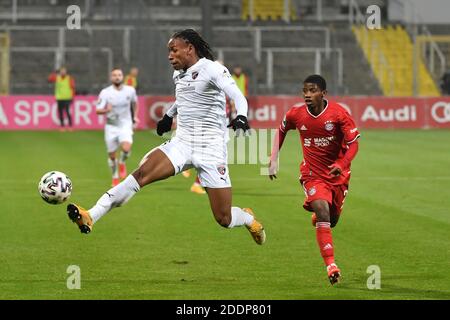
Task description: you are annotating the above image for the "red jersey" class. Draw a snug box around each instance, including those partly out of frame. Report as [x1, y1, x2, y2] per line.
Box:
[280, 100, 360, 185]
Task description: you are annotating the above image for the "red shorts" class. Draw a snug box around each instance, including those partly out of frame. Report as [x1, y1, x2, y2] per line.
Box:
[300, 179, 349, 217]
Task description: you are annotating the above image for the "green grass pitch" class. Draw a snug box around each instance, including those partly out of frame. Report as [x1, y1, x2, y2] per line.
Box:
[0, 129, 449, 300]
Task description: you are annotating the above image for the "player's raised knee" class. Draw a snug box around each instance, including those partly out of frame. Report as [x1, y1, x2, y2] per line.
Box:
[311, 201, 330, 222]
[214, 213, 231, 228]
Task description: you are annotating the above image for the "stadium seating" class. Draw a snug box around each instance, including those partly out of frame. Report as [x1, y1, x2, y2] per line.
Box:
[0, 1, 382, 96]
[212, 23, 381, 95]
[353, 24, 440, 96]
[241, 0, 297, 21]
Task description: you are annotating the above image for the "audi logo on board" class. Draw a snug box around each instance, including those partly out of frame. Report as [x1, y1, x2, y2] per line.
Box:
[431, 101, 450, 123]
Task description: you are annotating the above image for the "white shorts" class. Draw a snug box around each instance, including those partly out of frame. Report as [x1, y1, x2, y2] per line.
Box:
[104, 125, 133, 153]
[157, 137, 231, 189]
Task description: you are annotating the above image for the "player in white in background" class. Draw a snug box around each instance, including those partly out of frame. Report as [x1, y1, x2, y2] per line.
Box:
[66, 29, 265, 245]
[96, 68, 139, 187]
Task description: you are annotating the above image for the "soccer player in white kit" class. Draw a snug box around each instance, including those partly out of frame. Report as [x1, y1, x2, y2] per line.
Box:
[66, 29, 265, 246]
[96, 68, 138, 187]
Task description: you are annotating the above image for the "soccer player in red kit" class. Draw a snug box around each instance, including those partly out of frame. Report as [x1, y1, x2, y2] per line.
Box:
[268, 75, 360, 285]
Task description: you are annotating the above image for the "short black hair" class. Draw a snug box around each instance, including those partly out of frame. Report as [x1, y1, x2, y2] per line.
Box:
[172, 29, 215, 61]
[304, 74, 326, 91]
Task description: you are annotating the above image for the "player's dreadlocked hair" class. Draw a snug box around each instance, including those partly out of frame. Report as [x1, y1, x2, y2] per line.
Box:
[304, 74, 327, 91]
[172, 29, 215, 61]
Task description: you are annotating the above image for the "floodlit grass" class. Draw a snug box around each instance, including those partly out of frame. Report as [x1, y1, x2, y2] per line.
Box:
[0, 129, 449, 299]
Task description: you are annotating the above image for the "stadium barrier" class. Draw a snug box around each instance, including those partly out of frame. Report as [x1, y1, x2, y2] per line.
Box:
[0, 95, 449, 130]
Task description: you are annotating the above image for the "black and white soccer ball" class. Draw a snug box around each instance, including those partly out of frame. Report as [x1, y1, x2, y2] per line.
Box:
[38, 171, 72, 205]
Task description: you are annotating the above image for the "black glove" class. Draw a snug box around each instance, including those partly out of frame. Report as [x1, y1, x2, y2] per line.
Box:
[156, 114, 173, 136]
[227, 115, 250, 136]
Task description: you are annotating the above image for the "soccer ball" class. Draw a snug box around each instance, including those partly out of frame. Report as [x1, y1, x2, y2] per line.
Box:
[38, 171, 72, 205]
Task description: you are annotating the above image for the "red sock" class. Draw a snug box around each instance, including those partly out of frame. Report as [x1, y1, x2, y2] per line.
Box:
[195, 176, 201, 184]
[315, 222, 335, 266]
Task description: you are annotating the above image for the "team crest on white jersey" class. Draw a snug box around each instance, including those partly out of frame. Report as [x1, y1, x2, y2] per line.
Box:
[217, 165, 226, 175]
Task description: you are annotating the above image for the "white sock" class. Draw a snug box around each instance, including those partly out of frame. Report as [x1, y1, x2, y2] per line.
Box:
[227, 207, 254, 228]
[89, 175, 140, 223]
[108, 158, 119, 179]
[119, 151, 130, 163]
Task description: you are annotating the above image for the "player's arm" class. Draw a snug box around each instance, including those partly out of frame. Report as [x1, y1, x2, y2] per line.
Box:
[269, 109, 296, 180]
[130, 88, 139, 125]
[224, 83, 250, 136]
[224, 83, 248, 117]
[130, 100, 139, 125]
[213, 65, 250, 136]
[95, 91, 112, 114]
[156, 102, 177, 136]
[96, 103, 112, 114]
[157, 71, 180, 136]
[328, 140, 359, 177]
[165, 102, 178, 118]
[328, 110, 361, 177]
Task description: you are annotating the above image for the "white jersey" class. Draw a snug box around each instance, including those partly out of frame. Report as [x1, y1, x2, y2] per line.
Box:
[96, 85, 137, 129]
[172, 58, 236, 150]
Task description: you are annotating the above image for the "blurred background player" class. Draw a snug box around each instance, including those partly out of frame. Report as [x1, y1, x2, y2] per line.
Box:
[231, 65, 249, 97]
[124, 67, 140, 130]
[268, 75, 360, 285]
[190, 176, 205, 194]
[181, 167, 206, 194]
[96, 68, 139, 187]
[47, 67, 75, 132]
[124, 67, 139, 91]
[229, 65, 249, 121]
[67, 29, 265, 246]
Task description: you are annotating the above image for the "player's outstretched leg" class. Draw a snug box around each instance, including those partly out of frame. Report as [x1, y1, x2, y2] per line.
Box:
[67, 203, 93, 234]
[206, 188, 266, 245]
[311, 200, 341, 285]
[67, 148, 174, 234]
[119, 141, 132, 179]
